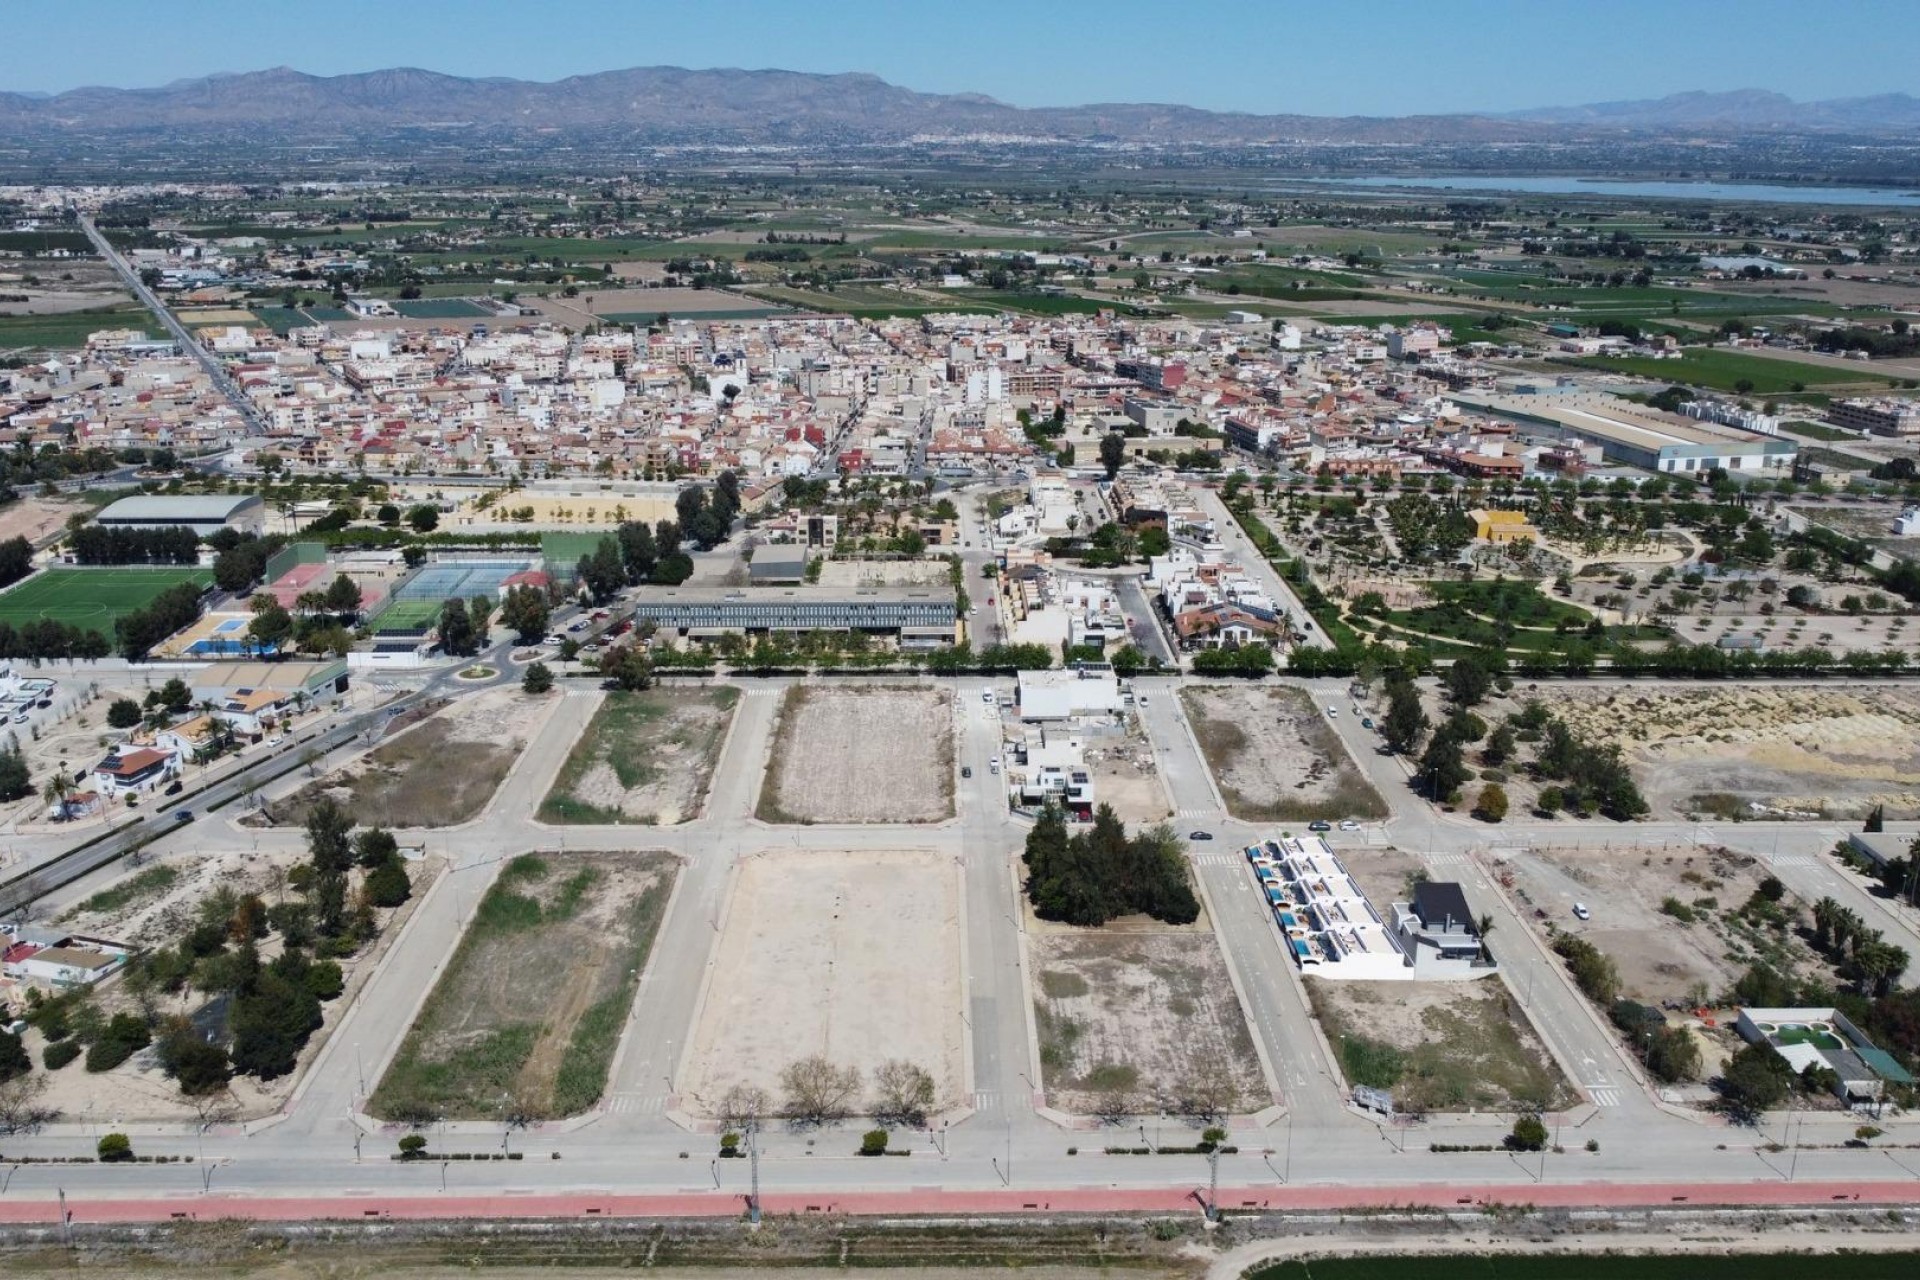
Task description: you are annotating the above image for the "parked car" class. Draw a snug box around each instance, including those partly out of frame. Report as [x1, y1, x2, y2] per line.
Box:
[164, 780, 183, 796]
[1307, 820, 1332, 832]
[982, 690, 995, 703]
[1338, 819, 1360, 831]
[1325, 706, 1338, 718]
[1572, 902, 1591, 921]
[1361, 717, 1374, 730]
[1189, 830, 1213, 841]
[961, 766, 973, 778]
[988, 756, 1000, 769]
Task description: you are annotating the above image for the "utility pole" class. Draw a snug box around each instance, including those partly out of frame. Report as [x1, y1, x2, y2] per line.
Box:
[747, 1117, 761, 1227]
[1205, 1147, 1220, 1223]
[58, 1188, 70, 1247]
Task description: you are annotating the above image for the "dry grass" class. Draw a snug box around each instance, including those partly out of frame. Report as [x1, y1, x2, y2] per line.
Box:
[756, 686, 954, 824]
[1182, 685, 1386, 823]
[539, 687, 739, 824]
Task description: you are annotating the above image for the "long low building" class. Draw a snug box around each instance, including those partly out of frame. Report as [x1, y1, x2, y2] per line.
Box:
[630, 585, 959, 647]
[1459, 392, 1798, 476]
[95, 493, 266, 537]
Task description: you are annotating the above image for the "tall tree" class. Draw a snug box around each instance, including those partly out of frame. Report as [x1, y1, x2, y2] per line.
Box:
[437, 597, 477, 656]
[305, 797, 356, 937]
[1099, 431, 1127, 480]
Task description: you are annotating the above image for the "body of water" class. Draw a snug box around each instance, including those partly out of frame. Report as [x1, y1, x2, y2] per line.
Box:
[1294, 175, 1920, 206]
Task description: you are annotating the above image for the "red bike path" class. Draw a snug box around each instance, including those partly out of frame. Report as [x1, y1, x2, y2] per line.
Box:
[0, 1180, 1914, 1224]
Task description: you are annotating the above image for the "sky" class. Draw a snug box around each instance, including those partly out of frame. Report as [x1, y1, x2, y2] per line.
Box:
[2, 0, 1915, 115]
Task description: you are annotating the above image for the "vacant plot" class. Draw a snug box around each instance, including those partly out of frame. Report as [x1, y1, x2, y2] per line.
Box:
[758, 686, 953, 823]
[372, 851, 676, 1121]
[1530, 683, 1920, 820]
[1569, 348, 1868, 394]
[1181, 685, 1386, 823]
[1032, 930, 1263, 1117]
[540, 687, 740, 824]
[1306, 977, 1573, 1115]
[683, 849, 964, 1117]
[1081, 726, 1171, 825]
[1498, 842, 1821, 1011]
[0, 566, 210, 636]
[262, 689, 544, 828]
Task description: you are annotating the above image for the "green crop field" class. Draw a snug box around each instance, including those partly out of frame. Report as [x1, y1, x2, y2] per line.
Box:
[1569, 348, 1871, 394]
[391, 297, 492, 319]
[0, 309, 150, 351]
[0, 567, 210, 636]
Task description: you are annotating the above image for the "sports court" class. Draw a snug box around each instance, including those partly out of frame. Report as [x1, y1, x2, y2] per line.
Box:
[0, 567, 211, 636]
[369, 556, 538, 635]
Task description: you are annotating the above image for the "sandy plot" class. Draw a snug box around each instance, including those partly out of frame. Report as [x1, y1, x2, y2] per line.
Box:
[1081, 725, 1171, 825]
[1181, 685, 1386, 823]
[0, 496, 92, 545]
[683, 849, 964, 1118]
[814, 559, 954, 589]
[1532, 684, 1920, 819]
[540, 687, 739, 824]
[261, 688, 550, 828]
[1497, 843, 1821, 1012]
[759, 686, 954, 824]
[1031, 931, 1262, 1117]
[1305, 977, 1573, 1114]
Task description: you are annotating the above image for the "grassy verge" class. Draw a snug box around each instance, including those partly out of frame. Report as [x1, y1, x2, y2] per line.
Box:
[370, 851, 678, 1121]
[65, 864, 178, 919]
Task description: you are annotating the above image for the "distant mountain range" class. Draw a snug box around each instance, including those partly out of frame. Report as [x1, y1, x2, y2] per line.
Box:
[0, 66, 1913, 143]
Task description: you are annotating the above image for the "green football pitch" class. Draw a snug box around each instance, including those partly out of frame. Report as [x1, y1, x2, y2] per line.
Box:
[0, 567, 212, 636]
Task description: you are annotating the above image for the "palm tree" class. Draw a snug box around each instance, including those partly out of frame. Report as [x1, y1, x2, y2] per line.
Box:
[41, 768, 70, 816]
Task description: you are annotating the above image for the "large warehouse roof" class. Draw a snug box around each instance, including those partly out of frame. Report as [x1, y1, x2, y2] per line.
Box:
[97, 494, 265, 523]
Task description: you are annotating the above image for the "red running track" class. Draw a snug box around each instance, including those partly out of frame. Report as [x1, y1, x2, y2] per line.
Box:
[0, 1180, 1915, 1224]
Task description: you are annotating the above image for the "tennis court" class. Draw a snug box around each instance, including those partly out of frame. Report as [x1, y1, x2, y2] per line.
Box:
[370, 557, 536, 634]
[0, 567, 211, 636]
[368, 598, 445, 635]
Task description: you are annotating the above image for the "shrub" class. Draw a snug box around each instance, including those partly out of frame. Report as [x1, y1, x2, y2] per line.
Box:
[84, 1013, 151, 1073]
[1659, 896, 1696, 923]
[364, 857, 412, 909]
[1472, 783, 1508, 823]
[1506, 1115, 1548, 1152]
[397, 1134, 428, 1160]
[43, 1040, 81, 1071]
[859, 1129, 889, 1157]
[97, 1132, 133, 1162]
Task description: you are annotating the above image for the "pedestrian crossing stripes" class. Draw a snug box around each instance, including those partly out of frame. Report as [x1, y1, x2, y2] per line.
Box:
[1587, 1088, 1621, 1108]
[1424, 853, 1471, 868]
[973, 1090, 1000, 1111]
[1176, 807, 1214, 819]
[565, 687, 597, 698]
[745, 686, 783, 698]
[607, 1093, 665, 1115]
[1769, 856, 1816, 868]
[1193, 853, 1239, 867]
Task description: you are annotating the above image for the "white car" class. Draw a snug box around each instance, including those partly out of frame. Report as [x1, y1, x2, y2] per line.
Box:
[1326, 706, 1338, 717]
[1338, 819, 1360, 831]
[1572, 903, 1591, 921]
[982, 690, 995, 703]
[988, 756, 1000, 769]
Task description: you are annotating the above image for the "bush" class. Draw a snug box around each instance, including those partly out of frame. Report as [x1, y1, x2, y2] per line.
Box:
[859, 1129, 889, 1156]
[1659, 896, 1696, 924]
[84, 1013, 151, 1073]
[106, 698, 142, 729]
[1506, 1114, 1548, 1152]
[43, 1039, 81, 1071]
[398, 1134, 428, 1160]
[305, 959, 345, 1002]
[1472, 783, 1508, 823]
[97, 1132, 133, 1162]
[364, 856, 411, 909]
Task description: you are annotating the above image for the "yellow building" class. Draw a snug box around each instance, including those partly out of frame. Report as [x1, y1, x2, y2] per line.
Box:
[1470, 508, 1540, 545]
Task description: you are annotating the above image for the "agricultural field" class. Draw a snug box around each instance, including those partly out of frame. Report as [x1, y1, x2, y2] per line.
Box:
[1031, 928, 1264, 1117]
[0, 566, 211, 636]
[682, 849, 964, 1118]
[738, 283, 952, 318]
[1524, 683, 1920, 820]
[370, 851, 677, 1121]
[389, 297, 492, 319]
[1181, 685, 1386, 823]
[539, 686, 739, 824]
[260, 689, 546, 828]
[1569, 348, 1871, 394]
[0, 307, 148, 351]
[1305, 976, 1573, 1115]
[758, 686, 954, 824]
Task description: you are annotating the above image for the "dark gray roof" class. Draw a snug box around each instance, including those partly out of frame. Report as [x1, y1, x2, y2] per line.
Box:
[1413, 880, 1475, 933]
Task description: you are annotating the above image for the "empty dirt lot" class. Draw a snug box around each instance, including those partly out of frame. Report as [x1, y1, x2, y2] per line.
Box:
[1531, 682, 1920, 820]
[758, 686, 954, 824]
[1306, 976, 1573, 1115]
[262, 689, 548, 828]
[682, 849, 965, 1118]
[1032, 929, 1264, 1117]
[1498, 843, 1822, 1011]
[371, 851, 677, 1121]
[1181, 685, 1386, 823]
[539, 687, 739, 824]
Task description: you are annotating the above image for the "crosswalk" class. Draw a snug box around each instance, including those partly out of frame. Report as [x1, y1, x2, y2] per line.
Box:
[1770, 855, 1816, 869]
[973, 1089, 1000, 1112]
[607, 1092, 665, 1116]
[1193, 853, 1240, 867]
[744, 686, 783, 699]
[564, 686, 598, 698]
[1587, 1087, 1622, 1108]
[1175, 806, 1214, 819]
[1424, 853, 1472, 869]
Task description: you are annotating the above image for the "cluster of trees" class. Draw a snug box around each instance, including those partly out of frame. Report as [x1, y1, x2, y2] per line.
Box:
[208, 530, 287, 594]
[0, 618, 114, 662]
[676, 471, 741, 551]
[1608, 642, 1908, 679]
[1811, 322, 1920, 361]
[1190, 645, 1274, 676]
[115, 581, 207, 660]
[436, 595, 496, 658]
[499, 585, 551, 644]
[1023, 804, 1199, 927]
[575, 520, 694, 605]
[1811, 897, 1910, 998]
[67, 525, 200, 566]
[1529, 710, 1648, 820]
[0, 537, 27, 591]
[1610, 998, 1702, 1083]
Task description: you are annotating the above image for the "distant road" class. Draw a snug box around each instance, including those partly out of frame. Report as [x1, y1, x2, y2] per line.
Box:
[75, 213, 269, 437]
